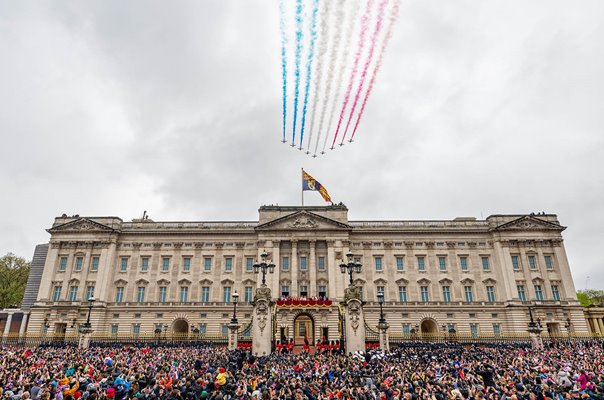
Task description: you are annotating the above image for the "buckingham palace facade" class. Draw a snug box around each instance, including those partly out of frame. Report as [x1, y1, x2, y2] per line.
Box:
[25, 204, 589, 341]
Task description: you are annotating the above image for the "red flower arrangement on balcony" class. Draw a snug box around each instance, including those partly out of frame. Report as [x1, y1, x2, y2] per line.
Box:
[276, 297, 332, 307]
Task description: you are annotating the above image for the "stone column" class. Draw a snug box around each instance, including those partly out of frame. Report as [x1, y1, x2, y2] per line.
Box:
[228, 322, 240, 351]
[3, 312, 13, 338]
[291, 241, 298, 296]
[378, 321, 390, 352]
[597, 318, 604, 335]
[271, 241, 281, 296]
[19, 312, 29, 336]
[342, 286, 365, 354]
[252, 286, 273, 356]
[309, 240, 317, 296]
[327, 241, 337, 300]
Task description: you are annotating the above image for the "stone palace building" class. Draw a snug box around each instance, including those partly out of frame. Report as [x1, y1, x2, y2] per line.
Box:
[20, 204, 590, 344]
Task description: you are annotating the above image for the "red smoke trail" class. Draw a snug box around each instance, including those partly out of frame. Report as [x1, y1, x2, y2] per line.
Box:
[350, 0, 400, 142]
[331, 0, 373, 150]
[330, 0, 374, 150]
[340, 0, 388, 144]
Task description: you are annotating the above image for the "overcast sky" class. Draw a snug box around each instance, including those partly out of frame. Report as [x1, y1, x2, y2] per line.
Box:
[1, 1, 602, 290]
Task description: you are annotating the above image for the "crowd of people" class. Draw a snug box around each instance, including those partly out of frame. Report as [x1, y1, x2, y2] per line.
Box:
[1, 341, 603, 400]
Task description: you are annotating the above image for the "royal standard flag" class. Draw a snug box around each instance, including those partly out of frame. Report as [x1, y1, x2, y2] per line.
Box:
[302, 170, 332, 203]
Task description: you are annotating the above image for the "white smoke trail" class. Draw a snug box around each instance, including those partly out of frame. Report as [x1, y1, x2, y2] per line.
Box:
[311, 0, 349, 155]
[320, 0, 360, 154]
[305, 0, 330, 154]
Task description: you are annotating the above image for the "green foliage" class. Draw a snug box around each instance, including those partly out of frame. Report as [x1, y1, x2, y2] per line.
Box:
[577, 289, 604, 307]
[0, 253, 30, 308]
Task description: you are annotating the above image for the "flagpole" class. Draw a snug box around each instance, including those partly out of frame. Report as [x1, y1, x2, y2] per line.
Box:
[301, 168, 304, 206]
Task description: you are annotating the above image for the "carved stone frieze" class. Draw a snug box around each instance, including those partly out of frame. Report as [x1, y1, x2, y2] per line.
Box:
[289, 215, 318, 229]
[348, 300, 361, 333]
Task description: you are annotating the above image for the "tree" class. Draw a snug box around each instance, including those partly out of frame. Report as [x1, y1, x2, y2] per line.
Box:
[577, 289, 604, 307]
[0, 253, 30, 308]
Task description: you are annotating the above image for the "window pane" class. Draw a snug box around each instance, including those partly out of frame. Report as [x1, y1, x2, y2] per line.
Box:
[300, 257, 307, 271]
[282, 257, 289, 271]
[511, 255, 520, 270]
[439, 257, 446, 271]
[396, 257, 404, 271]
[417, 257, 425, 271]
[201, 287, 210, 303]
[460, 256, 468, 271]
[545, 256, 553, 270]
[75, 257, 83, 271]
[141, 257, 149, 272]
[481, 257, 490, 271]
[91, 257, 99, 272]
[246, 258, 254, 272]
[204, 258, 212, 271]
[162, 257, 170, 272]
[318, 257, 325, 270]
[120, 258, 128, 272]
[225, 257, 232, 272]
[375, 257, 383, 271]
[529, 255, 537, 270]
[223, 287, 231, 302]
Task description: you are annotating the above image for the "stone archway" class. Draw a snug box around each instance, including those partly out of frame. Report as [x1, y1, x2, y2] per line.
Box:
[172, 319, 189, 336]
[420, 319, 438, 336]
[293, 313, 315, 346]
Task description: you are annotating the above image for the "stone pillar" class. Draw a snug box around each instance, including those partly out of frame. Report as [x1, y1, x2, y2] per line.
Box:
[326, 241, 337, 300]
[309, 240, 317, 296]
[291, 241, 298, 296]
[527, 325, 543, 350]
[252, 286, 273, 356]
[597, 318, 604, 335]
[228, 322, 240, 351]
[342, 286, 365, 354]
[378, 321, 390, 352]
[271, 241, 281, 296]
[78, 330, 93, 349]
[19, 312, 29, 336]
[3, 312, 13, 337]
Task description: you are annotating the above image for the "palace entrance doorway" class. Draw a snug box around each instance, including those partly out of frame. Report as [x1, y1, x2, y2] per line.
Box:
[420, 319, 438, 336]
[294, 314, 314, 346]
[172, 319, 189, 336]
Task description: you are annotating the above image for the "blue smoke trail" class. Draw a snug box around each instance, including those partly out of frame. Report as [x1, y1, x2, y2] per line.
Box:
[298, 0, 320, 150]
[279, 0, 288, 143]
[291, 0, 304, 146]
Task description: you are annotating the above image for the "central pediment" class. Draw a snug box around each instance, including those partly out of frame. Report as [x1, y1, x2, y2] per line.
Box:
[255, 210, 351, 231]
[492, 216, 565, 232]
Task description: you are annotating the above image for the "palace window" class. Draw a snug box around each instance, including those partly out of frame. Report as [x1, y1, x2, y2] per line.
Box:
[318, 256, 326, 271]
[91, 256, 100, 272]
[318, 285, 327, 299]
[59, 256, 68, 271]
[396, 256, 404, 271]
[300, 256, 308, 271]
[204, 257, 212, 271]
[528, 255, 537, 270]
[438, 256, 447, 271]
[141, 257, 149, 272]
[282, 256, 290, 271]
[111, 324, 118, 336]
[420, 286, 429, 302]
[223, 287, 231, 302]
[398, 286, 407, 303]
[417, 256, 425, 271]
[300, 286, 308, 298]
[442, 286, 451, 303]
[244, 286, 253, 303]
[511, 255, 520, 270]
[486, 286, 496, 303]
[552, 285, 561, 301]
[544, 255, 554, 270]
[115, 287, 124, 303]
[162, 257, 170, 272]
[481, 256, 490, 271]
[375, 256, 383, 271]
[120, 257, 128, 272]
[246, 257, 254, 272]
[53, 286, 62, 301]
[199, 323, 207, 335]
[68, 286, 78, 302]
[158, 286, 167, 303]
[132, 324, 141, 336]
[183, 257, 191, 272]
[86, 286, 95, 300]
[402, 323, 411, 336]
[75, 257, 83, 272]
[459, 256, 468, 271]
[201, 287, 210, 303]
[464, 286, 474, 303]
[534, 285, 544, 301]
[224, 257, 232, 272]
[493, 323, 501, 337]
[136, 287, 146, 303]
[180, 287, 188, 303]
[281, 285, 290, 298]
[517, 285, 527, 302]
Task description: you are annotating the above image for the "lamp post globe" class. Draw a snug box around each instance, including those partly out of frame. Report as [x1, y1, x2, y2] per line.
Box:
[231, 292, 239, 324]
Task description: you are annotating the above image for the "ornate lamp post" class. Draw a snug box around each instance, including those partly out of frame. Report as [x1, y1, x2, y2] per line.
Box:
[376, 291, 389, 351]
[339, 251, 362, 287]
[253, 251, 275, 287]
[228, 292, 240, 350]
[231, 292, 239, 324]
[78, 296, 95, 349]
